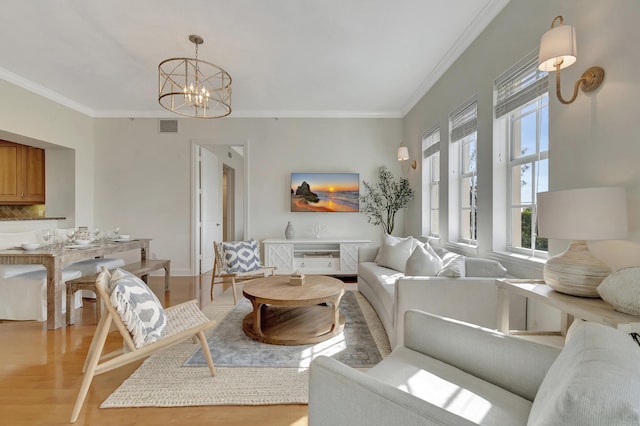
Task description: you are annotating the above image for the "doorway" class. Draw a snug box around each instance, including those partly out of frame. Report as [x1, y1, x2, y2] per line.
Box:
[192, 141, 248, 275]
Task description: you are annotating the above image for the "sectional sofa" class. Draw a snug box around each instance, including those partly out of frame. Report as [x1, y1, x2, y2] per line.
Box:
[357, 235, 525, 347]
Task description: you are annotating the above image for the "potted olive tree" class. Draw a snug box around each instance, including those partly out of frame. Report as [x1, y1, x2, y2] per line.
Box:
[359, 166, 414, 235]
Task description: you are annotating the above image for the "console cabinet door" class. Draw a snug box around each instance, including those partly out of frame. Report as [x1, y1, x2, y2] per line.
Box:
[340, 243, 361, 273]
[265, 243, 294, 273]
[0, 141, 45, 204]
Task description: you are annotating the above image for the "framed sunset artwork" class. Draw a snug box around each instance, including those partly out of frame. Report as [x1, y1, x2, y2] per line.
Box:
[291, 173, 359, 212]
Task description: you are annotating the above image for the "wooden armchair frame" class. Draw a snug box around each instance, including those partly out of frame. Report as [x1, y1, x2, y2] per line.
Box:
[210, 241, 276, 303]
[70, 268, 217, 423]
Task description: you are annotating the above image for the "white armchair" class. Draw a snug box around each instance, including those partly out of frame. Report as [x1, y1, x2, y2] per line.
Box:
[309, 310, 640, 425]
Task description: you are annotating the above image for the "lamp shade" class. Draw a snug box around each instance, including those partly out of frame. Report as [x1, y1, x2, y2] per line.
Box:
[397, 146, 409, 161]
[537, 187, 628, 241]
[538, 23, 577, 72]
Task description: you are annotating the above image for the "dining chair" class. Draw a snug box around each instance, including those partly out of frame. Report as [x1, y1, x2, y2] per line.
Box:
[210, 240, 276, 304]
[70, 267, 217, 423]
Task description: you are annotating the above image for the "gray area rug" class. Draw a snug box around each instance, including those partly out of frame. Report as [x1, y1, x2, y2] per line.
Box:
[184, 291, 382, 368]
[101, 288, 390, 408]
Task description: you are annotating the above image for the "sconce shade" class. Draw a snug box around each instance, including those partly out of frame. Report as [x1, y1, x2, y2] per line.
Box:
[537, 187, 628, 241]
[538, 23, 577, 72]
[397, 146, 409, 161]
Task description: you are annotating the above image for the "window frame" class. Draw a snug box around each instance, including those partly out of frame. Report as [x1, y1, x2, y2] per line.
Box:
[422, 126, 440, 238]
[449, 97, 478, 246]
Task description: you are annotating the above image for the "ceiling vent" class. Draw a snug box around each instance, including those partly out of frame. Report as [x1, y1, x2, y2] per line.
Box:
[159, 119, 179, 133]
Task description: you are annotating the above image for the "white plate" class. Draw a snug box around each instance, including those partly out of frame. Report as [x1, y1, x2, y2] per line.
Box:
[64, 244, 91, 248]
[114, 238, 131, 242]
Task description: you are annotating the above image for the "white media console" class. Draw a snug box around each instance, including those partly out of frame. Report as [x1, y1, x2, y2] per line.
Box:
[263, 238, 371, 276]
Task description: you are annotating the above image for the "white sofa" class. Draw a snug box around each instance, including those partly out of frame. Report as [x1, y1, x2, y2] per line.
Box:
[309, 310, 640, 426]
[358, 242, 525, 348]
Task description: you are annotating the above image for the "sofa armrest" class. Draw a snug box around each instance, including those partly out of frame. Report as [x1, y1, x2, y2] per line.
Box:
[403, 310, 560, 402]
[309, 355, 477, 426]
[394, 276, 504, 347]
[358, 245, 379, 263]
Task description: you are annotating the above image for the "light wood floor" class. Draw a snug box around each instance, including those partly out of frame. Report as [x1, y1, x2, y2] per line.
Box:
[0, 274, 309, 426]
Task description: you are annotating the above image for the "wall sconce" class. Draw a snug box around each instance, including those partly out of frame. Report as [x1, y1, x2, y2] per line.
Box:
[397, 142, 416, 171]
[538, 16, 604, 104]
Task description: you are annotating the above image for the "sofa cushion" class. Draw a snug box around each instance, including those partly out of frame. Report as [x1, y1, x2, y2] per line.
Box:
[437, 251, 466, 277]
[376, 235, 414, 273]
[529, 321, 640, 425]
[465, 257, 507, 278]
[367, 346, 532, 425]
[405, 244, 441, 276]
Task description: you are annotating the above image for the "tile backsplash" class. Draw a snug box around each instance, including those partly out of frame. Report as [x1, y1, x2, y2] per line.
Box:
[0, 205, 45, 218]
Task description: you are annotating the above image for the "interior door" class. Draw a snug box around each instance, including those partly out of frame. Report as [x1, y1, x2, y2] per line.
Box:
[200, 147, 222, 273]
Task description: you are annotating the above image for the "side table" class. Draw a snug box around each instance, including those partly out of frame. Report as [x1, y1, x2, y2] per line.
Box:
[496, 279, 640, 340]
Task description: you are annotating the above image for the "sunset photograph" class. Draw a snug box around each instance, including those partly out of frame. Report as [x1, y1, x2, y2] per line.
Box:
[291, 173, 359, 212]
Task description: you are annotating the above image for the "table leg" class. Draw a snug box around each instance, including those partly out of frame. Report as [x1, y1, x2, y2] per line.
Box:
[45, 257, 65, 330]
[329, 293, 344, 333]
[139, 240, 149, 283]
[250, 299, 264, 337]
[497, 286, 510, 333]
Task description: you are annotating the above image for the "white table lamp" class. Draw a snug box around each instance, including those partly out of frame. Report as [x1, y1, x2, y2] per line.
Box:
[537, 187, 628, 297]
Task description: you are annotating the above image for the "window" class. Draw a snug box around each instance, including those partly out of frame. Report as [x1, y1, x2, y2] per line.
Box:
[495, 51, 549, 255]
[449, 98, 478, 245]
[422, 126, 440, 237]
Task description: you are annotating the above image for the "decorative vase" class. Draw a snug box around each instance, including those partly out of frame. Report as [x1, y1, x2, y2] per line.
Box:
[285, 221, 294, 240]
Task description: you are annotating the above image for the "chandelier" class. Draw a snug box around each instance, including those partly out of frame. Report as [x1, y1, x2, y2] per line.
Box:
[158, 35, 232, 118]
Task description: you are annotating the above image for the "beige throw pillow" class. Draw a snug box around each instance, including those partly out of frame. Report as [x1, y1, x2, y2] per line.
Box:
[528, 321, 640, 425]
[376, 235, 414, 273]
[597, 267, 640, 315]
[437, 252, 466, 277]
[405, 244, 442, 276]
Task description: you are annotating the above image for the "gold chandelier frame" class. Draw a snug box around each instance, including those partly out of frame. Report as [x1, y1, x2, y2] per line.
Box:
[158, 35, 232, 118]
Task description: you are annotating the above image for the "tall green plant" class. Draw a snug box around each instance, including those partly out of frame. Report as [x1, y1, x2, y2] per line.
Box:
[359, 166, 414, 234]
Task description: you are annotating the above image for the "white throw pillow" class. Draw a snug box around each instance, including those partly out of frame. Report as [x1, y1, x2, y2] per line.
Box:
[374, 234, 412, 263]
[528, 321, 640, 425]
[437, 252, 466, 278]
[109, 268, 167, 349]
[376, 236, 414, 273]
[597, 267, 640, 315]
[404, 244, 442, 276]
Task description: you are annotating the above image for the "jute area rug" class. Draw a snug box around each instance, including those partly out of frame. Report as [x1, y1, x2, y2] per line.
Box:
[101, 284, 390, 408]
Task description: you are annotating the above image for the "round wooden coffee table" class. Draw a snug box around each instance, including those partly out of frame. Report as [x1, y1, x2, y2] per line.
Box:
[242, 275, 345, 345]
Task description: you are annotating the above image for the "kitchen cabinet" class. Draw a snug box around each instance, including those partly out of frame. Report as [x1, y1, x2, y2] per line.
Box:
[0, 140, 45, 204]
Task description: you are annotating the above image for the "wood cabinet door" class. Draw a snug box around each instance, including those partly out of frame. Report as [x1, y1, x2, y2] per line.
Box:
[0, 141, 25, 202]
[23, 146, 45, 203]
[0, 140, 45, 204]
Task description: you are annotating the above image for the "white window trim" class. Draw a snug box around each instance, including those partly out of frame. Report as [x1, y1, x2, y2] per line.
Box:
[449, 97, 478, 246]
[422, 125, 440, 237]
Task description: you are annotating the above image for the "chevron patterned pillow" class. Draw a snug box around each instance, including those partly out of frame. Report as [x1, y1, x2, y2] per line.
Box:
[222, 240, 261, 273]
[109, 268, 167, 348]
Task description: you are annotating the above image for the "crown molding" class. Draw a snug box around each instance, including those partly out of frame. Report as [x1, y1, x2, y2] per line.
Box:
[400, 0, 510, 117]
[95, 109, 403, 119]
[0, 67, 96, 117]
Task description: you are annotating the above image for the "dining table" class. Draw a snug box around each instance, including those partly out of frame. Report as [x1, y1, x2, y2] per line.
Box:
[0, 238, 150, 329]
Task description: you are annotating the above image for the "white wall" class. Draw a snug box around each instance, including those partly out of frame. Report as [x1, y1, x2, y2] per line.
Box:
[93, 117, 402, 275]
[0, 80, 95, 226]
[402, 0, 640, 330]
[402, 0, 640, 270]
